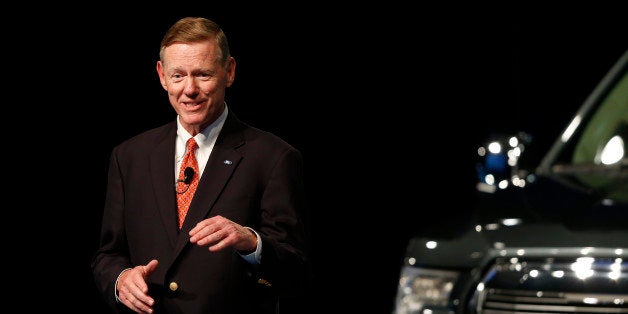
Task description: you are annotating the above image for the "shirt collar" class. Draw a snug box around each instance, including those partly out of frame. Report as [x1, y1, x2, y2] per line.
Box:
[176, 104, 228, 149]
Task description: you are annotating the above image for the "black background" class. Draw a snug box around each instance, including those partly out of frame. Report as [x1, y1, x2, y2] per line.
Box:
[23, 5, 627, 313]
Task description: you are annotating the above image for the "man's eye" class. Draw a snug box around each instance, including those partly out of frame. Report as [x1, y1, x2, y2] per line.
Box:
[171, 74, 184, 82]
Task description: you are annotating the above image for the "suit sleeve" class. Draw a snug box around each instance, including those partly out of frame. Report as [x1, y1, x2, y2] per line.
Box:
[91, 147, 133, 311]
[256, 146, 312, 297]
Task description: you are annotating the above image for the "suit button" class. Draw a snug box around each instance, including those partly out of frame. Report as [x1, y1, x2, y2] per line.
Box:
[169, 282, 178, 292]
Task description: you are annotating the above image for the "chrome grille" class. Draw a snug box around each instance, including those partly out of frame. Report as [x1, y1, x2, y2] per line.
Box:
[481, 289, 628, 313]
[474, 256, 628, 314]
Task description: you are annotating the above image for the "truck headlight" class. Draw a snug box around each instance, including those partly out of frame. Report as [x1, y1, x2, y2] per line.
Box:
[394, 266, 460, 314]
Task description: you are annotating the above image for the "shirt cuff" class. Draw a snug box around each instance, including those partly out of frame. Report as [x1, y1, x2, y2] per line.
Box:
[239, 227, 262, 264]
[114, 268, 132, 303]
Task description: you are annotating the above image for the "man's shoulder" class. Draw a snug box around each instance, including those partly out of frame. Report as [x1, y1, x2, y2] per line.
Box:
[114, 121, 176, 152]
[241, 124, 298, 153]
[224, 113, 297, 153]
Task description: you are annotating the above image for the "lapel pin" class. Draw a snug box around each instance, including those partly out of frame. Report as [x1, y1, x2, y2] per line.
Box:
[223, 160, 233, 165]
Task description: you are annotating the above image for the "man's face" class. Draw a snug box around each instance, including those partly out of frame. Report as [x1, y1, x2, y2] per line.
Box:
[157, 39, 235, 134]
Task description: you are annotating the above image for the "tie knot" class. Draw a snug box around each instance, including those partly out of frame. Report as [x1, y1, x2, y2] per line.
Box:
[187, 138, 198, 151]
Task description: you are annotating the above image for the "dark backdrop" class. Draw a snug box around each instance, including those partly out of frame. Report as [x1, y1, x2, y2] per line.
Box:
[26, 6, 627, 313]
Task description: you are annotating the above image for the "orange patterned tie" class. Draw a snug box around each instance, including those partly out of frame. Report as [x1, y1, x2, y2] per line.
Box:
[176, 137, 200, 229]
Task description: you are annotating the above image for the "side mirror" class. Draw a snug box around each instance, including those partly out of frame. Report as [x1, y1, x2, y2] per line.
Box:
[475, 131, 532, 193]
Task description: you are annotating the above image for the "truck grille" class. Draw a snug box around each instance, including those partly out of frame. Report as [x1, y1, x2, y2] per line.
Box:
[475, 256, 628, 314]
[482, 289, 628, 313]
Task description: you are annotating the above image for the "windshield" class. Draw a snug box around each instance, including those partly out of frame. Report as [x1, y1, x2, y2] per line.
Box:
[552, 69, 628, 202]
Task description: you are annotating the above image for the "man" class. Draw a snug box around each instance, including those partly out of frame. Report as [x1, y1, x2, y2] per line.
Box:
[92, 16, 310, 314]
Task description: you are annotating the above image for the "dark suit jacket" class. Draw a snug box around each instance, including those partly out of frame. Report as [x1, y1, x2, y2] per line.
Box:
[92, 112, 310, 314]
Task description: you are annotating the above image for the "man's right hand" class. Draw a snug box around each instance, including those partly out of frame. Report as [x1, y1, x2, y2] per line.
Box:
[117, 259, 159, 313]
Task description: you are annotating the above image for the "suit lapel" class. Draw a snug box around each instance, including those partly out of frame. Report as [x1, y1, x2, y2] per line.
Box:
[174, 114, 246, 255]
[149, 124, 179, 249]
[179, 147, 242, 232]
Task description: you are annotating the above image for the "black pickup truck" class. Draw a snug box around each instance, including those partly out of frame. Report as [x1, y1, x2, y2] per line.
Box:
[393, 48, 628, 314]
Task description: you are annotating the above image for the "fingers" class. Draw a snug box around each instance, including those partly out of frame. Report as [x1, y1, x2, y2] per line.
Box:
[206, 230, 235, 252]
[117, 262, 158, 313]
[189, 216, 251, 251]
[190, 223, 233, 248]
[189, 215, 224, 243]
[119, 285, 155, 314]
[143, 259, 159, 276]
[189, 215, 222, 235]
